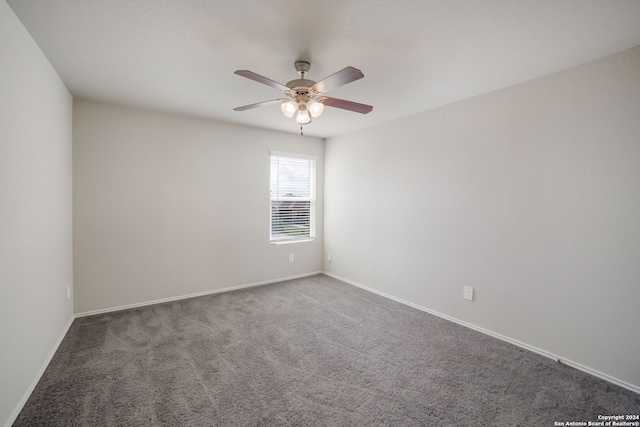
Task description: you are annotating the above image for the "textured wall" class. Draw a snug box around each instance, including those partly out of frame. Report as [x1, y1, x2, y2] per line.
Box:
[73, 100, 324, 314]
[0, 2, 74, 426]
[324, 46, 640, 390]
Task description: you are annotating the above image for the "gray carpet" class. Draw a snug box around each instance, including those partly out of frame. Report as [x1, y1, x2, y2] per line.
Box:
[15, 274, 639, 426]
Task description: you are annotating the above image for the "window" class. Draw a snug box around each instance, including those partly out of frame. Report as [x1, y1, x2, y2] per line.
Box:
[270, 152, 316, 243]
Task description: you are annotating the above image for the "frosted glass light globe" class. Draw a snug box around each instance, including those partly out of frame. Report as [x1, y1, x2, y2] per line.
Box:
[307, 100, 324, 118]
[296, 108, 311, 124]
[280, 100, 297, 118]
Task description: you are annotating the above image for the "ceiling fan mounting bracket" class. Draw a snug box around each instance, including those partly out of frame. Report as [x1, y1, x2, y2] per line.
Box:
[294, 61, 311, 76]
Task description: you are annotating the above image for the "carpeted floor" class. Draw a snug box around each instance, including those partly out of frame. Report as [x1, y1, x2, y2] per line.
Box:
[15, 274, 639, 426]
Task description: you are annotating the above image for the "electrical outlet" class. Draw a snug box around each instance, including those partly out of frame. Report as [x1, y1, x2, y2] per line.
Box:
[66, 285, 71, 300]
[328, 253, 332, 262]
[288, 253, 294, 263]
[463, 286, 474, 301]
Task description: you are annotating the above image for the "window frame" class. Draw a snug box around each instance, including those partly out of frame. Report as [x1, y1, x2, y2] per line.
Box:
[269, 151, 317, 244]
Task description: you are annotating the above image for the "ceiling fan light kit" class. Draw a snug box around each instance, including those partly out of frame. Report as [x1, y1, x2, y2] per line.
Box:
[234, 60, 373, 134]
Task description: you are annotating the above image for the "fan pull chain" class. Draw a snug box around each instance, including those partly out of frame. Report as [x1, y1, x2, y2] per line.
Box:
[300, 126, 304, 136]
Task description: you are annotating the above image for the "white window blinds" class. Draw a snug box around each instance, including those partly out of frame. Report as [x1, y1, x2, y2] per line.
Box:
[270, 152, 316, 243]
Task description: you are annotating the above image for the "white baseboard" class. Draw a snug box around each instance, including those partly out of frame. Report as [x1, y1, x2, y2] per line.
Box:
[322, 271, 640, 395]
[4, 315, 75, 427]
[75, 271, 323, 318]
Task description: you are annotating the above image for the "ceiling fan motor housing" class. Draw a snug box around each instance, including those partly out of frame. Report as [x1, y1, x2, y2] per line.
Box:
[285, 79, 316, 89]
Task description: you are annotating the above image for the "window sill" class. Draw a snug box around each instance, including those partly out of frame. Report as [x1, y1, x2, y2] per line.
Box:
[270, 238, 315, 245]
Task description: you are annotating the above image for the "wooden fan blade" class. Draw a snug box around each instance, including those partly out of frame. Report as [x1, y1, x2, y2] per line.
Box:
[312, 66, 364, 93]
[234, 70, 290, 91]
[233, 99, 283, 111]
[322, 97, 373, 114]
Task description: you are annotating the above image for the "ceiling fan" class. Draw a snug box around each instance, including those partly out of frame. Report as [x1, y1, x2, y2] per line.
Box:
[233, 61, 373, 134]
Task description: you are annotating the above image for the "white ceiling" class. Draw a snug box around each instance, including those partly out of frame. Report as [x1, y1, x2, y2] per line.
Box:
[7, 0, 640, 138]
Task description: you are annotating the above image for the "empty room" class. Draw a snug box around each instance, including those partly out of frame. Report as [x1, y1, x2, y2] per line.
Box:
[1, 0, 640, 425]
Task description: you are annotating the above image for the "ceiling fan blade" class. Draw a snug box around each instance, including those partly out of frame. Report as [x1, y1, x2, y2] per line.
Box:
[322, 97, 373, 114]
[234, 70, 290, 91]
[233, 99, 284, 111]
[312, 66, 364, 93]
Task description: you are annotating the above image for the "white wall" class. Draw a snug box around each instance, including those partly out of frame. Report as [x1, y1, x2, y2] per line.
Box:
[0, 2, 74, 426]
[324, 46, 640, 390]
[73, 99, 323, 314]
